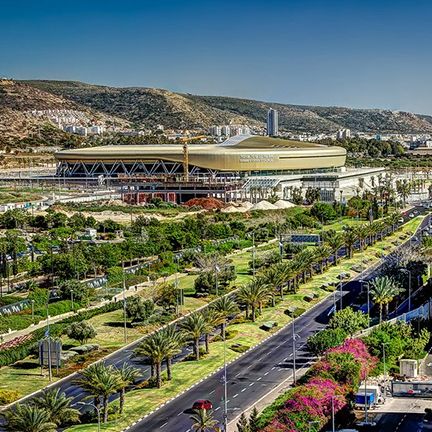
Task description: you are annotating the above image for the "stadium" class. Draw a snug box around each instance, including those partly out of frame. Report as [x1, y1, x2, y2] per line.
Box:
[55, 135, 347, 203]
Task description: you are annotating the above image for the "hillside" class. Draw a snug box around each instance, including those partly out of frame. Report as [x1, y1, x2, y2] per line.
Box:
[0, 79, 128, 149]
[23, 80, 432, 135]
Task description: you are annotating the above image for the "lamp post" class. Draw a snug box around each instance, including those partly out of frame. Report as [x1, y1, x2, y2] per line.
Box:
[223, 322, 228, 432]
[252, 232, 256, 277]
[331, 396, 335, 432]
[78, 401, 101, 432]
[215, 265, 220, 297]
[339, 279, 344, 310]
[71, 289, 74, 313]
[122, 261, 127, 344]
[31, 299, 35, 323]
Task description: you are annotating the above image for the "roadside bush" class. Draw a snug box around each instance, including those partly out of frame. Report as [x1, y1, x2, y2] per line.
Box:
[0, 389, 21, 405]
[66, 321, 97, 344]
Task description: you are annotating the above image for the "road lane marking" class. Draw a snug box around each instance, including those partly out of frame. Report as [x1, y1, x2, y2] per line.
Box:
[233, 394, 238, 398]
[160, 422, 167, 428]
[249, 382, 255, 387]
[241, 388, 246, 392]
[215, 407, 221, 411]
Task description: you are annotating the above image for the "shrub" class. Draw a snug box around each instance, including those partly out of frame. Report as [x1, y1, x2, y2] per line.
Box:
[0, 389, 21, 405]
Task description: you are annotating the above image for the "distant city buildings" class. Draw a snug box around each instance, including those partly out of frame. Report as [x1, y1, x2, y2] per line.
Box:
[208, 124, 250, 137]
[337, 128, 351, 140]
[267, 108, 279, 136]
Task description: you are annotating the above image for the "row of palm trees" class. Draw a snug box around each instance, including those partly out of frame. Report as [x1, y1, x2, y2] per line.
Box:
[135, 296, 239, 388]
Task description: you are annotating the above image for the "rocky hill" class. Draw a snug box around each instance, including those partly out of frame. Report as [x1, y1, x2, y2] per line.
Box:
[0, 79, 128, 149]
[0, 79, 430, 151]
[24, 80, 432, 134]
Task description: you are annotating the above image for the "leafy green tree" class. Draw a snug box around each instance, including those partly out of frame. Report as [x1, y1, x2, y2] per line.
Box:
[3, 404, 57, 432]
[58, 279, 92, 304]
[66, 321, 97, 344]
[343, 226, 358, 259]
[328, 307, 369, 335]
[126, 297, 155, 323]
[310, 202, 337, 222]
[33, 389, 80, 426]
[307, 328, 348, 356]
[154, 282, 177, 310]
[0, 209, 29, 229]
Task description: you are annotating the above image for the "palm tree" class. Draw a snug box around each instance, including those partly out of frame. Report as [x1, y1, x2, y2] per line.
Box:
[33, 389, 80, 426]
[161, 325, 184, 380]
[135, 332, 168, 388]
[211, 296, 239, 339]
[323, 230, 344, 266]
[202, 308, 222, 354]
[313, 245, 332, 273]
[368, 276, 404, 322]
[115, 363, 140, 414]
[75, 362, 120, 422]
[181, 313, 207, 360]
[237, 279, 271, 322]
[343, 226, 358, 259]
[3, 404, 57, 432]
[190, 409, 218, 432]
[355, 224, 370, 251]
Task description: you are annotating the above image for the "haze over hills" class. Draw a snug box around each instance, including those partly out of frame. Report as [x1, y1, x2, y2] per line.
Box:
[2, 79, 432, 150]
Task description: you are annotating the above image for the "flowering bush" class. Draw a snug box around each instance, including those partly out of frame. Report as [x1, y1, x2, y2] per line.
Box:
[259, 339, 377, 431]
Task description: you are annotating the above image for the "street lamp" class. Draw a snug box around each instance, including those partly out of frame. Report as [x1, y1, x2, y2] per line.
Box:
[77, 401, 101, 432]
[71, 289, 74, 313]
[31, 299, 35, 323]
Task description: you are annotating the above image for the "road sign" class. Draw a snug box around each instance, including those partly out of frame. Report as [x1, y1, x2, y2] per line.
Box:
[282, 233, 321, 245]
[39, 338, 62, 368]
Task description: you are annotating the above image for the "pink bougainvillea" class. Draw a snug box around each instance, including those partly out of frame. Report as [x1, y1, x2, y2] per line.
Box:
[260, 339, 378, 432]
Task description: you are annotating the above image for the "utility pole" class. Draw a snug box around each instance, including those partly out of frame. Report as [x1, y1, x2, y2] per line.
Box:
[122, 261, 127, 344]
[252, 232, 256, 277]
[331, 396, 335, 432]
[339, 280, 343, 309]
[223, 328, 228, 432]
[292, 313, 296, 385]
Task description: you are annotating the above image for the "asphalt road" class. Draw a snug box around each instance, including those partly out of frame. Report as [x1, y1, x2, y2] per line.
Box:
[373, 413, 426, 432]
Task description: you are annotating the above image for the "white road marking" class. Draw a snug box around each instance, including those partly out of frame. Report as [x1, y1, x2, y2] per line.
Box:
[160, 422, 167, 428]
[233, 394, 238, 398]
[249, 382, 255, 387]
[241, 388, 246, 392]
[215, 407, 221, 411]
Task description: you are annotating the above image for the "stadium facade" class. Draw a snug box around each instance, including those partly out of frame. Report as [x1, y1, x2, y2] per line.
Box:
[55, 135, 347, 203]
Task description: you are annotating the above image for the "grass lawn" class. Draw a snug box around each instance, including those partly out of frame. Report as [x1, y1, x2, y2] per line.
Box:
[64, 217, 425, 432]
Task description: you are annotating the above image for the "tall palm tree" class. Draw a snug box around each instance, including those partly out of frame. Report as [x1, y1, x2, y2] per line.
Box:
[190, 409, 218, 432]
[3, 404, 57, 432]
[323, 230, 344, 266]
[355, 224, 370, 251]
[181, 313, 207, 360]
[368, 276, 404, 322]
[313, 245, 332, 274]
[115, 363, 140, 414]
[211, 296, 239, 339]
[202, 308, 222, 354]
[135, 332, 168, 388]
[161, 325, 184, 380]
[261, 262, 286, 303]
[343, 226, 358, 259]
[33, 389, 80, 426]
[75, 363, 120, 422]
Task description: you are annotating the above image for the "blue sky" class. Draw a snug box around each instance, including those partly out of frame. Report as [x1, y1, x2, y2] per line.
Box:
[1, 0, 432, 113]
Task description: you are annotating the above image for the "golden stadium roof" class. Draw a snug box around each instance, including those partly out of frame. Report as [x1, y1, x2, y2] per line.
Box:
[55, 135, 346, 172]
